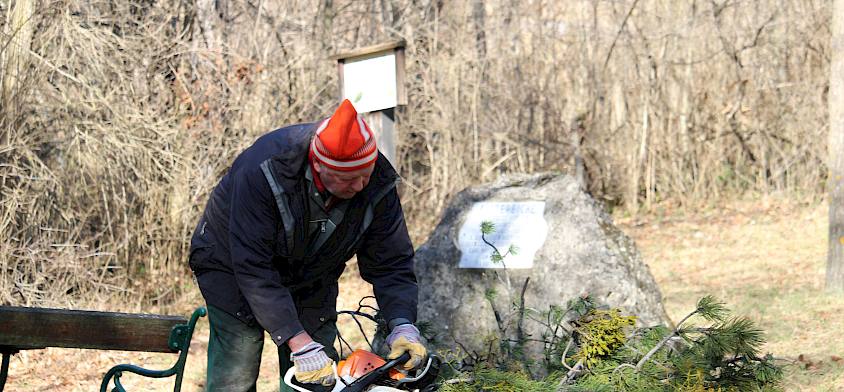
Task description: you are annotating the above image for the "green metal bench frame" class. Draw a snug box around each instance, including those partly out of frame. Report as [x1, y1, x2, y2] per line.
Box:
[100, 307, 207, 392]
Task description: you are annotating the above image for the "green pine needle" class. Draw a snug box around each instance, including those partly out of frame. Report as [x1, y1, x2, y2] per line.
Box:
[695, 295, 728, 322]
[485, 288, 498, 301]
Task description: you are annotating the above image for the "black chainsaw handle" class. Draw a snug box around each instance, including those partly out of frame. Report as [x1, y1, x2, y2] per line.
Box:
[382, 351, 412, 371]
[339, 352, 411, 392]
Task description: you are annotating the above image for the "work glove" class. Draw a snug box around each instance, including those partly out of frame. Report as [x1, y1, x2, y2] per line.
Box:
[386, 323, 427, 370]
[291, 341, 336, 386]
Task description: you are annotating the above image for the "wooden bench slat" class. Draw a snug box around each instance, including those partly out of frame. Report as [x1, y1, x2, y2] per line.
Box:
[0, 306, 187, 353]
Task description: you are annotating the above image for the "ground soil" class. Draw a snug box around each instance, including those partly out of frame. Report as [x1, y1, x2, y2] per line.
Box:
[616, 196, 844, 391]
[3, 195, 842, 391]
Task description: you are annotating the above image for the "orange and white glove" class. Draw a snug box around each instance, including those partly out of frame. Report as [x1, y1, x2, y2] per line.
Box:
[386, 324, 427, 370]
[291, 341, 336, 386]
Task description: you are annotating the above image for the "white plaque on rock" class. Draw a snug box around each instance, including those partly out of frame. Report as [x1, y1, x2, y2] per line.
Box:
[457, 201, 548, 269]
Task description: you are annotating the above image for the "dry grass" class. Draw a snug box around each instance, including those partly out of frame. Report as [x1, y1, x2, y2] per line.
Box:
[0, 0, 840, 390]
[617, 195, 844, 391]
[0, 0, 835, 310]
[1, 260, 377, 391]
[4, 195, 840, 391]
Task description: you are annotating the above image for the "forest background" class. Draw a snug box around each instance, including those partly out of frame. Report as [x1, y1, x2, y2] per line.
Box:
[1, 0, 840, 390]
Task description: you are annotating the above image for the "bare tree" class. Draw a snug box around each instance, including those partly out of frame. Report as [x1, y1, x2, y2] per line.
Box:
[828, 0, 844, 293]
[0, 0, 836, 307]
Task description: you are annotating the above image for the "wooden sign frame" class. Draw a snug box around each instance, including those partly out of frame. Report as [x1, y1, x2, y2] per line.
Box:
[332, 40, 407, 112]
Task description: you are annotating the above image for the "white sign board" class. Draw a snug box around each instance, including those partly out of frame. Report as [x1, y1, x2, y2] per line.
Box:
[342, 52, 397, 113]
[457, 201, 548, 269]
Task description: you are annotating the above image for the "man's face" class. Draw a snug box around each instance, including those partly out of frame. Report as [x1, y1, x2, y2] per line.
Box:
[315, 163, 375, 199]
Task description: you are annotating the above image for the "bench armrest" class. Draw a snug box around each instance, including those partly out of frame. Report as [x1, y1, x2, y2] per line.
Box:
[100, 307, 207, 392]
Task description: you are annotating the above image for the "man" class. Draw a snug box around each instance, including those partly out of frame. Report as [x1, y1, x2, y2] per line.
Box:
[188, 99, 426, 391]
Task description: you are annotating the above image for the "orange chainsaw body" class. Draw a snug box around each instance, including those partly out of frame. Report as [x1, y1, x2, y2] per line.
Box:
[337, 349, 405, 381]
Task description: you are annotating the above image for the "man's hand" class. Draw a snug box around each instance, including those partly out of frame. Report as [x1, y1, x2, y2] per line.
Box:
[291, 341, 336, 386]
[386, 324, 427, 370]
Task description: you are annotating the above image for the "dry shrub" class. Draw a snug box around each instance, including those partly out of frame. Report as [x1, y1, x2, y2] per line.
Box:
[397, 0, 830, 215]
[0, 0, 832, 308]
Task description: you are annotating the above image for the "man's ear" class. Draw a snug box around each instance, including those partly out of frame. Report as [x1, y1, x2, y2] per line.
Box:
[313, 162, 322, 174]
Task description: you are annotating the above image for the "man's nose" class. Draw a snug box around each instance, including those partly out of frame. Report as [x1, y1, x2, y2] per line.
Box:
[350, 178, 365, 192]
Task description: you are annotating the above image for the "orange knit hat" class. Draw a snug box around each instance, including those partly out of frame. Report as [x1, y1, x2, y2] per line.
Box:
[310, 99, 378, 171]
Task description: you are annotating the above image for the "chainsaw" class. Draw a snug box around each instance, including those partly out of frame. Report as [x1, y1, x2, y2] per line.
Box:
[283, 350, 440, 392]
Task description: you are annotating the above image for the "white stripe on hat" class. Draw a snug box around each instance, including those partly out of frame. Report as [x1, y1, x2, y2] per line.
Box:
[357, 115, 372, 142]
[311, 141, 378, 168]
[315, 118, 330, 135]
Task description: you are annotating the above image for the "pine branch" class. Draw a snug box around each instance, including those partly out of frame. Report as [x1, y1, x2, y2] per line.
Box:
[633, 298, 705, 370]
[481, 221, 512, 294]
[515, 277, 532, 376]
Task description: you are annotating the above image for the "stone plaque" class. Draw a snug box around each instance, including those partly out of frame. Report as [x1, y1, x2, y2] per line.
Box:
[457, 201, 548, 269]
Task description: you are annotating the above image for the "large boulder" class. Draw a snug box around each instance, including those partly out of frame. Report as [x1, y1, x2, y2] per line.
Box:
[415, 173, 668, 367]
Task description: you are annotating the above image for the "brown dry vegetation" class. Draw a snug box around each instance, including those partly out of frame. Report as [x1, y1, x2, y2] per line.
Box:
[0, 0, 839, 390]
[0, 0, 832, 309]
[618, 196, 844, 391]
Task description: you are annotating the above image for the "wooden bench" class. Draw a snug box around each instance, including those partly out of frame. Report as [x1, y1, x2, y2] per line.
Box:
[0, 306, 206, 392]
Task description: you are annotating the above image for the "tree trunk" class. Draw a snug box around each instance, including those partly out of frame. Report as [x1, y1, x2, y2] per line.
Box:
[195, 0, 219, 51]
[1, 0, 35, 111]
[827, 0, 844, 292]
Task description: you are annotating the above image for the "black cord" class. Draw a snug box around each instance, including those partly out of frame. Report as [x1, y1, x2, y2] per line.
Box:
[349, 312, 373, 350]
[337, 310, 378, 322]
[336, 328, 354, 358]
[335, 299, 381, 354]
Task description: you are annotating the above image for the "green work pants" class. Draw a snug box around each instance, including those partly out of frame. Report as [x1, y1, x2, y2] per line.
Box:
[206, 305, 338, 392]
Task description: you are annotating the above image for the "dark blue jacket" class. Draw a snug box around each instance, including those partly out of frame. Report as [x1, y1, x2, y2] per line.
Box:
[189, 122, 418, 346]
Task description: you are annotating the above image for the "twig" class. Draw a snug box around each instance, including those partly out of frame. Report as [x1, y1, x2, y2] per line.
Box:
[516, 277, 531, 375]
[481, 231, 512, 295]
[486, 291, 506, 337]
[613, 363, 636, 375]
[602, 0, 641, 72]
[560, 339, 574, 370]
[635, 309, 699, 370]
[455, 340, 481, 366]
[516, 279, 530, 339]
[558, 359, 584, 389]
[444, 377, 474, 384]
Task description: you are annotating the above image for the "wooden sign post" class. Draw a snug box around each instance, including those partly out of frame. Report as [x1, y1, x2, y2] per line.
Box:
[332, 40, 406, 168]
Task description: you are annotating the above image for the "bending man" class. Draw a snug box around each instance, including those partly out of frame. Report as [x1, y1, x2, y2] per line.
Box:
[189, 99, 425, 391]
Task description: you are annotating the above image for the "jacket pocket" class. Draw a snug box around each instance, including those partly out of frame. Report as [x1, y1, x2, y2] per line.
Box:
[299, 306, 338, 335]
[188, 218, 217, 272]
[296, 283, 339, 333]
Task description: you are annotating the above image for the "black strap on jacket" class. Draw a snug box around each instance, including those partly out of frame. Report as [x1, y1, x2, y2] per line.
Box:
[261, 158, 399, 262]
[260, 160, 296, 253]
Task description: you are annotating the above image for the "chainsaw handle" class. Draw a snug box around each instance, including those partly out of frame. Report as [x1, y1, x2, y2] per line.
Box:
[337, 352, 412, 392]
[282, 353, 412, 392]
[284, 352, 410, 392]
[282, 363, 342, 392]
[382, 351, 412, 370]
